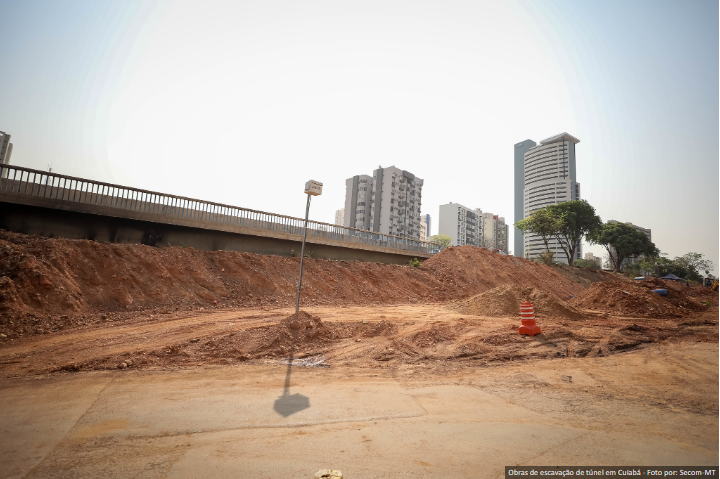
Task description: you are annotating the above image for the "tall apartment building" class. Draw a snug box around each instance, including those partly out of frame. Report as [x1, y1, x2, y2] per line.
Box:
[514, 139, 536, 258]
[438, 203, 483, 246]
[438, 204, 509, 251]
[334, 208, 345, 226]
[343, 166, 424, 240]
[424, 214, 431, 237]
[482, 213, 509, 252]
[515, 132, 582, 264]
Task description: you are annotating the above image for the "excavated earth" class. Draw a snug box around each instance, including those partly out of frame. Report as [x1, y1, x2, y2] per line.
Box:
[0, 230, 717, 378]
[0, 230, 585, 339]
[450, 285, 585, 320]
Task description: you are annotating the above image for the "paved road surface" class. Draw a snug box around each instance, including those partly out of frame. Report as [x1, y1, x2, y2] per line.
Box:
[0, 342, 717, 478]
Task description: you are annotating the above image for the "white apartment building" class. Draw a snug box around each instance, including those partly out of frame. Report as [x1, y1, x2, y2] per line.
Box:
[439, 203, 483, 246]
[343, 166, 424, 240]
[439, 204, 509, 250]
[334, 208, 345, 226]
[522, 132, 582, 264]
[482, 213, 509, 252]
[584, 252, 603, 268]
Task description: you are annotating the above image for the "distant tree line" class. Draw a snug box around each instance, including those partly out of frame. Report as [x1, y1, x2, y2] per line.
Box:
[514, 200, 714, 281]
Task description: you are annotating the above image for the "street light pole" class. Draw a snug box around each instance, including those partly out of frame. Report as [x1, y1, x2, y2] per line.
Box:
[295, 180, 322, 314]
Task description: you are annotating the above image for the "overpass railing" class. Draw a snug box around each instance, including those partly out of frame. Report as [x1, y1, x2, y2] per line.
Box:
[0, 164, 442, 255]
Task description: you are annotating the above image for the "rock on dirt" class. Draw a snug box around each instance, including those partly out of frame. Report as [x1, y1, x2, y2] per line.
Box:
[450, 285, 584, 320]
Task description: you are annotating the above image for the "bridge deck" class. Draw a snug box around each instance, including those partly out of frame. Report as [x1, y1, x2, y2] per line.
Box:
[0, 166, 438, 262]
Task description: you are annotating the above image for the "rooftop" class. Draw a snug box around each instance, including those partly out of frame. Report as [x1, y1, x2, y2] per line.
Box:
[539, 132, 580, 145]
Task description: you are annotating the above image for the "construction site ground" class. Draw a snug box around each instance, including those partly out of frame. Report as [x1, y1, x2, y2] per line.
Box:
[0, 340, 717, 478]
[0, 232, 718, 477]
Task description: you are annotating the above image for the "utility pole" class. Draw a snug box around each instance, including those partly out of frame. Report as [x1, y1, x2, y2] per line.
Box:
[295, 180, 323, 314]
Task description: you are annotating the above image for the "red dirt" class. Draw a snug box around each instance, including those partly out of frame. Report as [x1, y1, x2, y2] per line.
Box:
[0, 231, 590, 340]
[450, 285, 585, 320]
[570, 280, 713, 318]
[420, 246, 583, 302]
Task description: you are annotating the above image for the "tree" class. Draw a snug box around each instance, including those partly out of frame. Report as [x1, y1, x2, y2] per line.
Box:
[588, 221, 659, 272]
[574, 258, 600, 270]
[673, 253, 714, 282]
[429, 234, 452, 250]
[514, 208, 562, 261]
[546, 200, 603, 266]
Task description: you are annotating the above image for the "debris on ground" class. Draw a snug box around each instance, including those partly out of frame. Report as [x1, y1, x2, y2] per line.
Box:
[281, 355, 329, 368]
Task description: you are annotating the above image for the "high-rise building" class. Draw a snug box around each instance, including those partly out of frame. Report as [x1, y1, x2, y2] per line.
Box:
[424, 214, 431, 238]
[343, 166, 424, 240]
[482, 213, 509, 252]
[344, 174, 373, 230]
[439, 203, 483, 247]
[514, 139, 536, 258]
[334, 208, 345, 226]
[516, 132, 582, 264]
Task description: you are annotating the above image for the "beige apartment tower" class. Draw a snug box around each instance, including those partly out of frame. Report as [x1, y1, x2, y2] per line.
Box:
[521, 132, 582, 264]
[344, 166, 424, 240]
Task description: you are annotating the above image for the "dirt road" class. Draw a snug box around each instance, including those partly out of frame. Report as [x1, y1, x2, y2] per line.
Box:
[0, 302, 716, 377]
[0, 341, 716, 478]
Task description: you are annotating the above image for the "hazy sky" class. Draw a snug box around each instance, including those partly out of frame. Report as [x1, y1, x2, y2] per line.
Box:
[1, 0, 717, 270]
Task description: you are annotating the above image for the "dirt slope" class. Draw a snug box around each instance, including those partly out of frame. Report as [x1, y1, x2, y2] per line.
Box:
[0, 231, 588, 338]
[420, 246, 585, 300]
[570, 280, 714, 318]
[450, 285, 584, 320]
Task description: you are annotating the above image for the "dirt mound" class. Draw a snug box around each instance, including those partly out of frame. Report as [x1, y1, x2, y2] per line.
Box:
[570, 282, 706, 318]
[268, 311, 334, 352]
[421, 246, 584, 300]
[0, 232, 591, 340]
[684, 286, 719, 306]
[553, 264, 627, 288]
[451, 285, 584, 320]
[635, 277, 687, 292]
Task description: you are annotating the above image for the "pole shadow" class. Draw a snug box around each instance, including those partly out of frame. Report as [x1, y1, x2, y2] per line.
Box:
[273, 352, 310, 417]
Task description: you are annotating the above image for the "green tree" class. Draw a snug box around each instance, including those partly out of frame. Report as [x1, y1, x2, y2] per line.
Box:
[514, 208, 562, 256]
[546, 200, 603, 266]
[429, 234, 452, 250]
[655, 255, 689, 278]
[574, 258, 600, 270]
[673, 253, 714, 282]
[588, 221, 659, 272]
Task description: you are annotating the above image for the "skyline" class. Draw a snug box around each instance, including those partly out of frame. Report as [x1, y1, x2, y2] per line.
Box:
[0, 0, 717, 270]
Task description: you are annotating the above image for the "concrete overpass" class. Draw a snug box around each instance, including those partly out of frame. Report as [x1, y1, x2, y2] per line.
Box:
[0, 164, 439, 264]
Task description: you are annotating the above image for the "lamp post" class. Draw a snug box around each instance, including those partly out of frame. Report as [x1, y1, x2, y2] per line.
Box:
[295, 180, 322, 314]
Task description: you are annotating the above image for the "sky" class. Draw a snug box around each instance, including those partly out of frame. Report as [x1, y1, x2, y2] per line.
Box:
[1, 0, 717, 271]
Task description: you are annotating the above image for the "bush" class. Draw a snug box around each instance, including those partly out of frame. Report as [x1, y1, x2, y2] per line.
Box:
[534, 251, 555, 266]
[574, 258, 600, 269]
[409, 258, 421, 268]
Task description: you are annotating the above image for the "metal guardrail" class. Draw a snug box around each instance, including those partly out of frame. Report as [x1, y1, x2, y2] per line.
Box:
[0, 164, 442, 255]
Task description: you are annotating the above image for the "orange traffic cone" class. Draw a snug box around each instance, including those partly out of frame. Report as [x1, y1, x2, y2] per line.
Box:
[519, 301, 541, 336]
